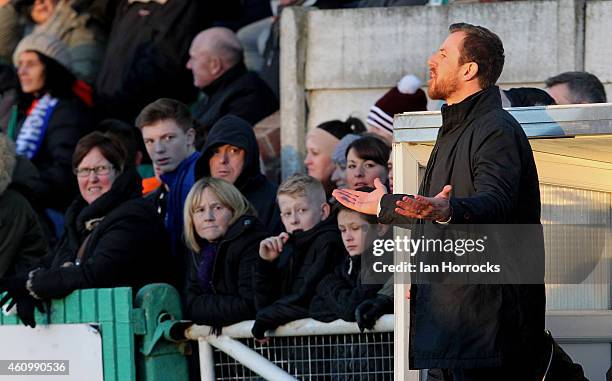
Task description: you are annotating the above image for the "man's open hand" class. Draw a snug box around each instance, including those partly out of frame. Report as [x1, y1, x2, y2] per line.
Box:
[395, 185, 452, 221]
[332, 178, 388, 215]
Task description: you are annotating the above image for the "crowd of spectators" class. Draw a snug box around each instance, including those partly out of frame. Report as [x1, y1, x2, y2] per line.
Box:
[0, 1, 608, 379]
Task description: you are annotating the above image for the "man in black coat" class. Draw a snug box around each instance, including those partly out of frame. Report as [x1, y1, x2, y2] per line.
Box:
[196, 115, 282, 235]
[186, 27, 278, 149]
[334, 23, 546, 380]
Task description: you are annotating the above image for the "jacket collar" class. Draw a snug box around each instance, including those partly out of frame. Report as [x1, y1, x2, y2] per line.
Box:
[291, 213, 339, 247]
[440, 86, 502, 135]
[160, 151, 200, 188]
[221, 215, 256, 242]
[201, 61, 247, 96]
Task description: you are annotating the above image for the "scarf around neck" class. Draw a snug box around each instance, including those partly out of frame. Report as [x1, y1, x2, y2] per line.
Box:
[15, 93, 59, 159]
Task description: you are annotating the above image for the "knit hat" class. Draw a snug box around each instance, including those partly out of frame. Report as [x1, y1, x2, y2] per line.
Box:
[367, 74, 428, 136]
[332, 134, 361, 165]
[317, 117, 366, 140]
[13, 32, 71, 72]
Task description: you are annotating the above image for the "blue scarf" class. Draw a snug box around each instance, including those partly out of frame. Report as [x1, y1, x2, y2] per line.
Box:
[15, 94, 59, 159]
[197, 242, 218, 293]
[160, 151, 201, 256]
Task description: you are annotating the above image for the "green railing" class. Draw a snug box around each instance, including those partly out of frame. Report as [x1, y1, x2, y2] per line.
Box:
[0, 284, 188, 381]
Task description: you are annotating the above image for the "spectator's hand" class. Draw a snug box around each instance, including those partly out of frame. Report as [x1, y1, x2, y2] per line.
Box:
[279, 0, 299, 6]
[355, 295, 393, 332]
[259, 233, 290, 262]
[0, 0, 11, 7]
[332, 178, 387, 216]
[0, 274, 29, 306]
[15, 295, 45, 328]
[394, 185, 452, 222]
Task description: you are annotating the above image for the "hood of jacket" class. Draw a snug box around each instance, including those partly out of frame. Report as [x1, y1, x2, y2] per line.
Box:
[196, 114, 262, 190]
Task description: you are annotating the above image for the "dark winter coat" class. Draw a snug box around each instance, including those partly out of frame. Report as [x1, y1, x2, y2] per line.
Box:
[185, 215, 269, 328]
[27, 168, 174, 300]
[309, 253, 381, 323]
[379, 87, 545, 372]
[197, 115, 282, 235]
[94, 0, 208, 122]
[13, 96, 92, 212]
[251, 215, 345, 337]
[0, 155, 47, 277]
[192, 62, 278, 147]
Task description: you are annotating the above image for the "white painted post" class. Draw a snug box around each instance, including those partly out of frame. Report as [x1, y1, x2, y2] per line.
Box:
[198, 339, 215, 381]
[205, 335, 297, 381]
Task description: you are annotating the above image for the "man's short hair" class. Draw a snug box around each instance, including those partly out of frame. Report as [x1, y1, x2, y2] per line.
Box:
[135, 98, 195, 132]
[277, 174, 326, 205]
[449, 23, 505, 89]
[545, 71, 607, 103]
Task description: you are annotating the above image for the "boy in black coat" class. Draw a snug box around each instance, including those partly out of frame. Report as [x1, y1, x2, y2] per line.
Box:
[310, 197, 390, 323]
[251, 174, 344, 340]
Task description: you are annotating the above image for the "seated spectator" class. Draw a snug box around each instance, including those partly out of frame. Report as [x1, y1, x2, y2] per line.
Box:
[135, 98, 199, 260]
[545, 71, 607, 105]
[183, 177, 269, 328]
[0, 63, 19, 131]
[251, 174, 344, 341]
[95, 0, 208, 123]
[305, 117, 366, 196]
[0, 133, 47, 278]
[330, 133, 361, 190]
[310, 191, 389, 323]
[0, 132, 173, 328]
[345, 135, 390, 190]
[10, 32, 92, 227]
[366, 74, 427, 144]
[29, 0, 107, 84]
[187, 27, 278, 148]
[500, 87, 555, 108]
[196, 114, 281, 235]
[0, 0, 21, 64]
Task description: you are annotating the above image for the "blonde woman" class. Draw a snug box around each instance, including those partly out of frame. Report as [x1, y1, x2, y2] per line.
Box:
[183, 177, 269, 328]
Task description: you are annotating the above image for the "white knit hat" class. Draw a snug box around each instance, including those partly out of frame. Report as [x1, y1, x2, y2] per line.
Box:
[13, 32, 71, 71]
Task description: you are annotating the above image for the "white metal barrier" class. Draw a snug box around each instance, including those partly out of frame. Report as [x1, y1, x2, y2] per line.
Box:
[185, 315, 395, 381]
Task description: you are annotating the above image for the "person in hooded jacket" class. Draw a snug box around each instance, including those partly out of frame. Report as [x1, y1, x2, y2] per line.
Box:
[196, 114, 281, 235]
[0, 133, 48, 278]
[9, 32, 92, 224]
[251, 174, 344, 340]
[0, 132, 173, 328]
[183, 177, 269, 329]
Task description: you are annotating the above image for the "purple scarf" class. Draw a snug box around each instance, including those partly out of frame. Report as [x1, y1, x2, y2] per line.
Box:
[197, 242, 218, 293]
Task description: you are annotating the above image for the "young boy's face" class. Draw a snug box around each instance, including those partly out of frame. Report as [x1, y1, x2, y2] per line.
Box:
[277, 193, 328, 234]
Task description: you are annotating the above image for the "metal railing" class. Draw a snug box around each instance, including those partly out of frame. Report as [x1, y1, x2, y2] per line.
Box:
[186, 315, 395, 381]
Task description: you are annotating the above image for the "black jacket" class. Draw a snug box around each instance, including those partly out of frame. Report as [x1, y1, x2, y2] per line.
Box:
[197, 115, 282, 235]
[27, 168, 174, 300]
[14, 96, 92, 212]
[0, 156, 48, 277]
[251, 215, 344, 337]
[185, 215, 269, 328]
[309, 253, 381, 323]
[94, 0, 208, 122]
[192, 62, 278, 147]
[379, 87, 545, 372]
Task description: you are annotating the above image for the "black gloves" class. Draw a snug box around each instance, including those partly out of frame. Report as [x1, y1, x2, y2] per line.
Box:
[15, 295, 46, 328]
[0, 273, 29, 308]
[0, 274, 45, 328]
[355, 294, 393, 332]
[251, 320, 267, 341]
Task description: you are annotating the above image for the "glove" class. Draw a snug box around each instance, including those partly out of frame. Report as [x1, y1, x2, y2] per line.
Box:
[0, 274, 29, 309]
[15, 295, 46, 328]
[355, 294, 393, 332]
[251, 320, 268, 341]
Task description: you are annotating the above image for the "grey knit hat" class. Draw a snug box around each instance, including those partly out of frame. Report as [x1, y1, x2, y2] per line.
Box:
[332, 134, 361, 165]
[13, 32, 71, 71]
